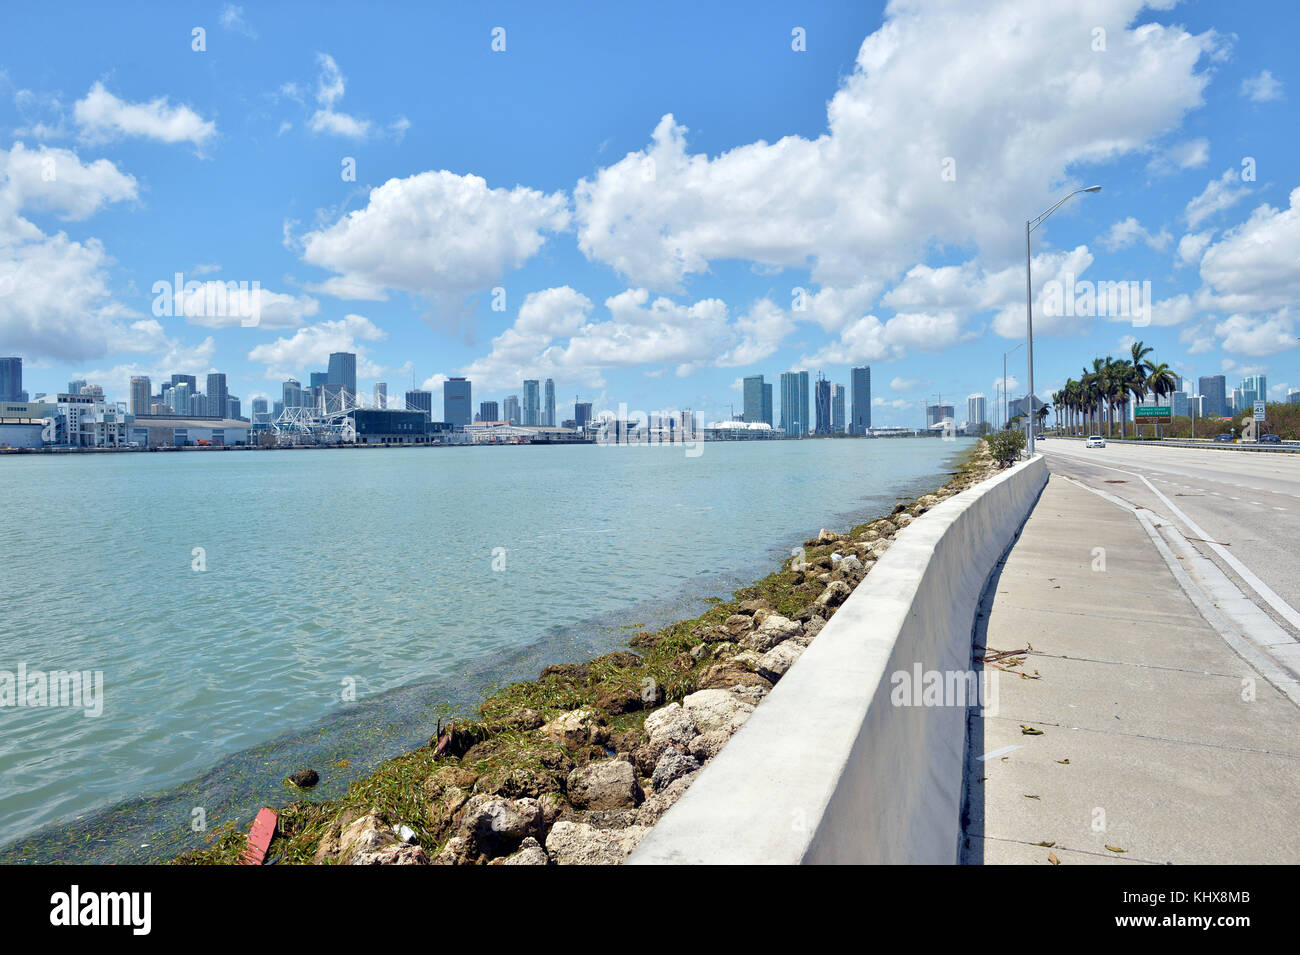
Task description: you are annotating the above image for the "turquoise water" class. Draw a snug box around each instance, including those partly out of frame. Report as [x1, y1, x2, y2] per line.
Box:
[0, 437, 971, 859]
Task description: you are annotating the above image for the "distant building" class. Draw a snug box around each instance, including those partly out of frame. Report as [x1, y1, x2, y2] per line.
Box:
[373, 382, 387, 409]
[503, 395, 521, 425]
[130, 376, 151, 415]
[226, 395, 242, 420]
[780, 371, 811, 437]
[169, 382, 191, 415]
[743, 375, 767, 424]
[762, 382, 773, 427]
[479, 400, 500, 423]
[405, 389, 432, 418]
[832, 384, 846, 433]
[1288, 389, 1300, 405]
[206, 373, 228, 418]
[544, 378, 556, 427]
[926, 404, 956, 429]
[967, 394, 987, 430]
[1241, 374, 1266, 411]
[574, 402, 593, 429]
[170, 374, 197, 395]
[814, 375, 832, 435]
[67, 378, 87, 396]
[327, 351, 357, 403]
[283, 378, 305, 410]
[444, 377, 472, 428]
[1171, 390, 1189, 418]
[1, 357, 25, 402]
[850, 366, 871, 435]
[523, 380, 541, 426]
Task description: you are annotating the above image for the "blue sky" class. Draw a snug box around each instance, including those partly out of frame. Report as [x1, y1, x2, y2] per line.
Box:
[1, 0, 1296, 425]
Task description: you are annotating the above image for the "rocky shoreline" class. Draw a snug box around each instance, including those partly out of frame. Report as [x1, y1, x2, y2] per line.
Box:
[174, 440, 999, 866]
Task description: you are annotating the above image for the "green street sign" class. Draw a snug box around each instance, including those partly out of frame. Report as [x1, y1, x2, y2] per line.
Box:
[1135, 405, 1172, 420]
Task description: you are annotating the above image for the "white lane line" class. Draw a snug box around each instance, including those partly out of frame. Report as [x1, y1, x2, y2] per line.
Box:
[1044, 448, 1300, 633]
[978, 745, 1022, 761]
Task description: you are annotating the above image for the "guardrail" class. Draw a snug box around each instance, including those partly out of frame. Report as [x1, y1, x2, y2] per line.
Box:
[1045, 435, 1298, 453]
[628, 454, 1049, 864]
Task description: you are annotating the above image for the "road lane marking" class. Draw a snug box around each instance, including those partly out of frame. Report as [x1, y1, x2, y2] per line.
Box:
[1043, 449, 1300, 633]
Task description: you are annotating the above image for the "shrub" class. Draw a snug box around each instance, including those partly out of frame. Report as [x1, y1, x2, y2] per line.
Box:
[985, 430, 1026, 467]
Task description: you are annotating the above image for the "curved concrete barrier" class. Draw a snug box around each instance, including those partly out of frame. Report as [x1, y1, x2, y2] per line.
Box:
[628, 454, 1048, 864]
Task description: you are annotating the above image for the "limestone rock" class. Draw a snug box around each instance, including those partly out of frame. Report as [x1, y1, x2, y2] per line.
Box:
[757, 641, 805, 682]
[566, 759, 643, 810]
[497, 836, 549, 866]
[816, 580, 852, 609]
[743, 614, 800, 652]
[682, 689, 756, 735]
[643, 703, 699, 747]
[688, 729, 731, 762]
[545, 820, 647, 865]
[651, 749, 701, 791]
[541, 708, 604, 749]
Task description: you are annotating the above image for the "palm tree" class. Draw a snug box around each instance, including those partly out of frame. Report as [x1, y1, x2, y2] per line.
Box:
[1108, 359, 1135, 439]
[1145, 362, 1177, 439]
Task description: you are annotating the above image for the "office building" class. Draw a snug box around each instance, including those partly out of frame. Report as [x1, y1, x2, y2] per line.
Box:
[374, 382, 387, 409]
[0, 358, 24, 402]
[170, 374, 197, 394]
[544, 378, 556, 427]
[251, 397, 269, 422]
[189, 393, 206, 416]
[1241, 374, 1267, 411]
[850, 366, 871, 435]
[405, 389, 432, 418]
[967, 394, 987, 431]
[1288, 389, 1300, 405]
[444, 377, 472, 428]
[1171, 390, 1189, 418]
[283, 378, 305, 409]
[926, 404, 956, 429]
[479, 400, 500, 423]
[206, 373, 228, 418]
[814, 375, 831, 435]
[503, 395, 521, 425]
[522, 380, 541, 426]
[169, 382, 191, 416]
[832, 384, 846, 433]
[742, 375, 766, 424]
[779, 371, 810, 437]
[226, 395, 242, 420]
[129, 376, 151, 415]
[575, 401, 593, 429]
[67, 378, 88, 396]
[327, 351, 357, 402]
[763, 382, 773, 427]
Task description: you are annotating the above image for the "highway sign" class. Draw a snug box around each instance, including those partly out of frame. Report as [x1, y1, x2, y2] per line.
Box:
[1254, 400, 1266, 421]
[1136, 405, 1172, 422]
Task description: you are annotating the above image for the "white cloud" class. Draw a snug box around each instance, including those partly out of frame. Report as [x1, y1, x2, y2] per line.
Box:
[305, 54, 397, 141]
[1098, 216, 1171, 252]
[297, 170, 570, 311]
[1176, 229, 1213, 267]
[219, 4, 256, 37]
[1240, 70, 1283, 103]
[1, 143, 137, 221]
[1147, 137, 1209, 175]
[172, 282, 320, 329]
[1185, 168, 1249, 229]
[247, 313, 387, 379]
[574, 1, 1216, 291]
[74, 82, 216, 150]
[890, 376, 929, 391]
[1198, 187, 1300, 312]
[1214, 310, 1297, 358]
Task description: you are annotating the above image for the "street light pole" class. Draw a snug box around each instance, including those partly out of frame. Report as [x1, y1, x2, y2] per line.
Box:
[1025, 185, 1101, 456]
[1002, 342, 1023, 430]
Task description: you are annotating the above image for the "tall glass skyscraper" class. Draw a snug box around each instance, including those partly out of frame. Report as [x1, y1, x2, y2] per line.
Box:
[851, 366, 871, 435]
[832, 384, 846, 433]
[742, 375, 766, 423]
[444, 377, 472, 428]
[1198, 376, 1226, 418]
[544, 378, 556, 427]
[503, 395, 521, 425]
[0, 357, 23, 402]
[130, 376, 151, 415]
[814, 375, 831, 435]
[327, 352, 357, 401]
[522, 380, 541, 426]
[967, 394, 987, 430]
[780, 371, 810, 437]
[206, 373, 228, 418]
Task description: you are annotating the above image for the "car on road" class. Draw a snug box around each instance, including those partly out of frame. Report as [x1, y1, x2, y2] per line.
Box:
[1214, 433, 1234, 443]
[1260, 433, 1282, 444]
[1085, 435, 1106, 448]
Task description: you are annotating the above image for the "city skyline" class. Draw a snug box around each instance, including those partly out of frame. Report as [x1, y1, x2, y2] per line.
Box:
[2, 3, 1296, 432]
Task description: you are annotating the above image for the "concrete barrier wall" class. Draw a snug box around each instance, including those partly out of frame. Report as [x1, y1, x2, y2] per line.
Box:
[628, 454, 1048, 865]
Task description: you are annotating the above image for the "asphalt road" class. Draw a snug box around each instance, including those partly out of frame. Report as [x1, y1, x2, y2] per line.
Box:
[1041, 438, 1300, 642]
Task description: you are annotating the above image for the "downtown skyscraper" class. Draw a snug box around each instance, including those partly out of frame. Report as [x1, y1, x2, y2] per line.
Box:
[850, 366, 872, 435]
[780, 371, 810, 437]
[522, 380, 541, 426]
[544, 379, 556, 427]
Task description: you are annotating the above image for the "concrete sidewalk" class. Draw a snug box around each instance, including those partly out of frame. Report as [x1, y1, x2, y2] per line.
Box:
[961, 474, 1300, 865]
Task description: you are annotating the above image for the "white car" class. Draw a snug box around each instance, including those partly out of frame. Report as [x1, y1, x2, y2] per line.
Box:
[1085, 435, 1106, 448]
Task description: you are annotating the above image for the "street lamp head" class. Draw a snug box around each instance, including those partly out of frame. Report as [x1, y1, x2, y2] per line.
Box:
[1083, 185, 1102, 193]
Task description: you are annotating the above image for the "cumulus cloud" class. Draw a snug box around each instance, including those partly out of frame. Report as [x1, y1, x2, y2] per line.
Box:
[247, 313, 387, 378]
[1214, 310, 1297, 358]
[1176, 229, 1213, 267]
[1098, 216, 1171, 252]
[1185, 168, 1250, 229]
[74, 82, 216, 150]
[1240, 70, 1283, 103]
[574, 0, 1216, 292]
[297, 171, 570, 312]
[305, 53, 404, 140]
[1198, 187, 1300, 313]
